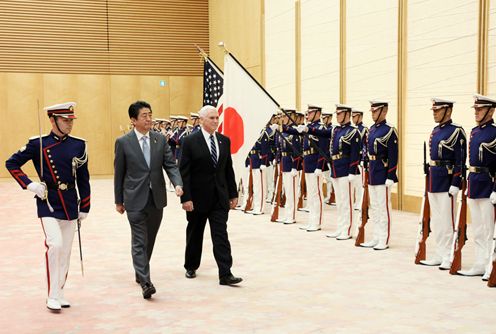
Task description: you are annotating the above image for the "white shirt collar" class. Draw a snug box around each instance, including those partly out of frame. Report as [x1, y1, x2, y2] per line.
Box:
[201, 127, 216, 141]
[134, 128, 150, 141]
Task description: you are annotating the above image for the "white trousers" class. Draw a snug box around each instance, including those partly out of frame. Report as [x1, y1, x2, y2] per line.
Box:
[324, 171, 333, 200]
[282, 172, 297, 222]
[331, 176, 354, 236]
[305, 172, 323, 229]
[351, 167, 364, 210]
[368, 185, 392, 245]
[467, 198, 495, 273]
[240, 166, 250, 208]
[428, 192, 455, 263]
[40, 217, 76, 300]
[251, 168, 265, 213]
[266, 164, 275, 200]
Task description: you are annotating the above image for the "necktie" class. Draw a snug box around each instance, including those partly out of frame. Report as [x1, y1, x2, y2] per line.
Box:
[142, 136, 150, 167]
[210, 134, 217, 167]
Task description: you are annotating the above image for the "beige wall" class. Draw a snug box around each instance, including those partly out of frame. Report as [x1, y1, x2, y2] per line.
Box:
[209, 0, 263, 82]
[262, 0, 493, 212]
[0, 74, 202, 177]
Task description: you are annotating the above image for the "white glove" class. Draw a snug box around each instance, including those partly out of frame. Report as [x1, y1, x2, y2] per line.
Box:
[490, 192, 496, 205]
[270, 124, 278, 132]
[290, 168, 298, 177]
[448, 186, 460, 197]
[315, 169, 323, 176]
[260, 165, 267, 170]
[385, 179, 395, 188]
[78, 212, 88, 220]
[27, 182, 46, 199]
[348, 174, 358, 182]
[296, 125, 308, 133]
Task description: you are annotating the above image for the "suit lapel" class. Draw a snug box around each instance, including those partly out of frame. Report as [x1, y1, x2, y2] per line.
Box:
[128, 131, 148, 168]
[216, 132, 226, 164]
[149, 131, 158, 167]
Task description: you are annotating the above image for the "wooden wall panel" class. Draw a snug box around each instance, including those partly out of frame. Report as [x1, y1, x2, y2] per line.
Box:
[209, 0, 263, 81]
[169, 76, 204, 116]
[0, 0, 208, 76]
[0, 73, 200, 178]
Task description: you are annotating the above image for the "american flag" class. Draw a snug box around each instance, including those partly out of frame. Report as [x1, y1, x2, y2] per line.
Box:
[203, 58, 224, 107]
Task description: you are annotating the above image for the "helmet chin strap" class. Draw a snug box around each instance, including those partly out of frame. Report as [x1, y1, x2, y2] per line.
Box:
[439, 108, 448, 124]
[53, 117, 67, 136]
[375, 107, 385, 124]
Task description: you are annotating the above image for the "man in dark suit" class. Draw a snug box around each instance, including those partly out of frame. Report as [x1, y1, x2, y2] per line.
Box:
[179, 105, 242, 285]
[114, 101, 183, 299]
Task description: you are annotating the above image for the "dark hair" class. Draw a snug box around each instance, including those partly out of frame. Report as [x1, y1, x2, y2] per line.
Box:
[128, 101, 152, 119]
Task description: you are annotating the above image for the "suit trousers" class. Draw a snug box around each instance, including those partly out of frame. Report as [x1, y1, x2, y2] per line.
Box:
[40, 217, 76, 300]
[184, 193, 233, 278]
[428, 192, 456, 263]
[126, 190, 163, 284]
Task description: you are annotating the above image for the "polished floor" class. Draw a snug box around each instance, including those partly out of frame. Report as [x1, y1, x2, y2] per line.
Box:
[0, 178, 494, 334]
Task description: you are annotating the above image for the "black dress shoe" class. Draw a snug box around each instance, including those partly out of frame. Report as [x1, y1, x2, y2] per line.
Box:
[141, 282, 156, 299]
[185, 269, 196, 279]
[219, 274, 243, 286]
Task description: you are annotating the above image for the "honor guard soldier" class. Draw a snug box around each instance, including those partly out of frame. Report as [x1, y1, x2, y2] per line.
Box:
[420, 98, 466, 269]
[286, 105, 327, 231]
[190, 112, 201, 133]
[293, 111, 305, 206]
[359, 100, 398, 250]
[306, 104, 360, 239]
[245, 127, 271, 215]
[169, 115, 188, 162]
[351, 109, 368, 225]
[5, 102, 90, 311]
[167, 115, 179, 158]
[458, 94, 496, 279]
[276, 109, 299, 224]
[321, 111, 335, 205]
[266, 113, 279, 202]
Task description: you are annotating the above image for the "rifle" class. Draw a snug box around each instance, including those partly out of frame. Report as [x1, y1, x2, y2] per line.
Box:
[355, 158, 370, 246]
[297, 161, 306, 209]
[270, 163, 283, 222]
[415, 141, 431, 264]
[244, 163, 254, 212]
[449, 146, 467, 274]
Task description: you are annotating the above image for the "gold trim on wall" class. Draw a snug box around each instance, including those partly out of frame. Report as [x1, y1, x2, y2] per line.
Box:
[397, 0, 408, 210]
[295, 0, 301, 110]
[477, 0, 490, 94]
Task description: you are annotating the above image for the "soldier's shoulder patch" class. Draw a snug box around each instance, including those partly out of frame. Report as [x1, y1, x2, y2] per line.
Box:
[451, 122, 464, 128]
[385, 122, 396, 129]
[28, 134, 48, 141]
[69, 135, 87, 142]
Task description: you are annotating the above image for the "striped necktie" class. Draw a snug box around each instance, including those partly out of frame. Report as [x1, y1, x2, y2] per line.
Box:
[210, 134, 217, 167]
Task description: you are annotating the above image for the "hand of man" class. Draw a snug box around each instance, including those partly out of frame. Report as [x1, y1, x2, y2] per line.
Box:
[490, 191, 496, 205]
[448, 186, 460, 197]
[116, 204, 126, 214]
[27, 182, 46, 199]
[78, 212, 88, 220]
[385, 179, 395, 188]
[175, 185, 183, 197]
[260, 165, 267, 170]
[229, 198, 238, 209]
[270, 124, 278, 132]
[348, 174, 358, 182]
[296, 125, 308, 133]
[182, 201, 194, 212]
[290, 168, 298, 177]
[314, 169, 323, 176]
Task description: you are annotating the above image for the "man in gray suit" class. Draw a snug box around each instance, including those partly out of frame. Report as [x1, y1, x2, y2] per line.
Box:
[114, 101, 183, 299]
